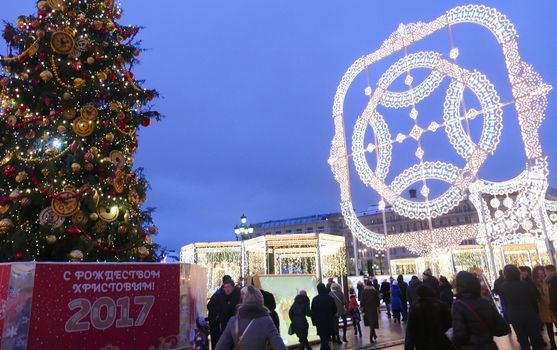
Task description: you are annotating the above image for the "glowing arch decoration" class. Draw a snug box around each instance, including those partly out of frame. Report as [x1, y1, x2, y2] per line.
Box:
[329, 5, 552, 255]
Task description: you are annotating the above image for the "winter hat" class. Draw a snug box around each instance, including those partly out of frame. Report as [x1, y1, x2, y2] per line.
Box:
[331, 283, 342, 292]
[243, 285, 264, 306]
[423, 269, 433, 277]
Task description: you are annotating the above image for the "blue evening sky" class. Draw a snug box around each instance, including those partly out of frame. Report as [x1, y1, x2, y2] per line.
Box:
[2, 1, 557, 251]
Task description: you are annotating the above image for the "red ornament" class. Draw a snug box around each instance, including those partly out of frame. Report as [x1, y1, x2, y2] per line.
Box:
[141, 118, 151, 127]
[148, 226, 158, 235]
[4, 165, 15, 178]
[15, 252, 24, 261]
[43, 97, 51, 107]
[18, 104, 26, 113]
[67, 226, 82, 236]
[116, 121, 126, 130]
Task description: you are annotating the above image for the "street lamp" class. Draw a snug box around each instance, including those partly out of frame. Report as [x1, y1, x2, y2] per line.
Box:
[234, 214, 254, 241]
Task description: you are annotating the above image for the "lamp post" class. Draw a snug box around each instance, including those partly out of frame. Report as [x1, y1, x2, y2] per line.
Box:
[234, 214, 254, 241]
[376, 250, 385, 275]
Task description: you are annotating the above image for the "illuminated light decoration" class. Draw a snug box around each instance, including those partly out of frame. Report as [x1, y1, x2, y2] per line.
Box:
[330, 5, 552, 253]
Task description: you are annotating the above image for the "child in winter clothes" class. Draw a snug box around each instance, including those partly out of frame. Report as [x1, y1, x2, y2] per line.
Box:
[348, 290, 362, 336]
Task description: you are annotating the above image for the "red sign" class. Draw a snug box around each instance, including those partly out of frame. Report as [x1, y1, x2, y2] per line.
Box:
[27, 263, 180, 349]
[0, 264, 10, 337]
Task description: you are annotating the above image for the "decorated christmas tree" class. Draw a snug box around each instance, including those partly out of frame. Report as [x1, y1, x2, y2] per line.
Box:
[0, 0, 160, 262]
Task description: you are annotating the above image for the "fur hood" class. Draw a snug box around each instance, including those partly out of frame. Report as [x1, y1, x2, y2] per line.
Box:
[236, 303, 269, 319]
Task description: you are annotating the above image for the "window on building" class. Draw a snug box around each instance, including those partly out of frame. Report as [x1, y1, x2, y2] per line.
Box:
[296, 228, 302, 233]
[275, 231, 281, 234]
[285, 230, 292, 233]
[306, 227, 313, 232]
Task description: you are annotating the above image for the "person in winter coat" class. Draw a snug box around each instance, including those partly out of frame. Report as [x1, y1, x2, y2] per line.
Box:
[215, 285, 286, 350]
[451, 271, 510, 350]
[439, 276, 454, 308]
[356, 280, 364, 302]
[422, 269, 440, 298]
[348, 290, 362, 336]
[207, 278, 241, 349]
[311, 283, 337, 350]
[261, 289, 280, 332]
[329, 283, 348, 343]
[397, 275, 409, 322]
[289, 290, 312, 350]
[391, 280, 403, 323]
[545, 265, 557, 319]
[533, 266, 557, 350]
[500, 264, 545, 350]
[404, 285, 452, 350]
[380, 279, 392, 318]
[360, 281, 380, 343]
[406, 276, 421, 307]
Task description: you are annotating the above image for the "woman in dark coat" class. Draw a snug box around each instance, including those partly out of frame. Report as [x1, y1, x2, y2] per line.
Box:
[360, 281, 380, 343]
[397, 275, 409, 321]
[289, 290, 311, 350]
[311, 283, 337, 350]
[439, 276, 454, 308]
[404, 285, 452, 350]
[452, 271, 510, 350]
[500, 264, 544, 350]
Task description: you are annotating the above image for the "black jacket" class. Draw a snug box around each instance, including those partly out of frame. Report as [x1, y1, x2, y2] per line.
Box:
[380, 281, 391, 302]
[440, 284, 454, 307]
[398, 279, 409, 304]
[405, 296, 452, 350]
[452, 295, 510, 350]
[407, 279, 422, 306]
[207, 286, 241, 332]
[500, 279, 540, 325]
[261, 289, 280, 332]
[311, 292, 337, 337]
[546, 271, 557, 318]
[289, 294, 311, 337]
[423, 276, 440, 298]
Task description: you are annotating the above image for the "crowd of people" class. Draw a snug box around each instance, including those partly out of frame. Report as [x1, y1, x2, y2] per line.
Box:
[203, 263, 557, 350]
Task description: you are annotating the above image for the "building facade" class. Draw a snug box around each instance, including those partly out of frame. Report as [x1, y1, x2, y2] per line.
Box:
[251, 200, 479, 276]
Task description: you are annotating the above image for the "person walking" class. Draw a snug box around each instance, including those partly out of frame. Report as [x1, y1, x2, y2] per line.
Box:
[348, 289, 362, 336]
[406, 275, 422, 308]
[360, 280, 380, 344]
[404, 285, 452, 350]
[329, 283, 348, 343]
[289, 290, 312, 350]
[207, 277, 241, 349]
[533, 266, 557, 350]
[311, 283, 337, 350]
[261, 289, 280, 332]
[215, 285, 286, 350]
[500, 264, 545, 350]
[451, 271, 510, 350]
[397, 275, 409, 322]
[439, 276, 454, 308]
[391, 280, 403, 323]
[545, 265, 557, 319]
[356, 280, 364, 303]
[380, 279, 392, 318]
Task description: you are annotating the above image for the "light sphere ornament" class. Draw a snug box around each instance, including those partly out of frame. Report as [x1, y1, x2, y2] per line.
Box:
[329, 5, 553, 254]
[46, 235, 57, 244]
[68, 250, 83, 261]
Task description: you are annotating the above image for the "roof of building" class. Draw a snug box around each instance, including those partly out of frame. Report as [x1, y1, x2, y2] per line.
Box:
[255, 213, 339, 228]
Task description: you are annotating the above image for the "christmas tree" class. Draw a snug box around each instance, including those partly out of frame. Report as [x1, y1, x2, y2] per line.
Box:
[0, 0, 160, 262]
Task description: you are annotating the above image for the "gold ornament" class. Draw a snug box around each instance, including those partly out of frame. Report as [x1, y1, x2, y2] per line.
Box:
[110, 150, 125, 169]
[21, 72, 29, 80]
[68, 250, 83, 262]
[50, 31, 74, 55]
[89, 212, 98, 221]
[51, 189, 80, 217]
[46, 235, 57, 244]
[73, 78, 85, 88]
[128, 190, 140, 205]
[40, 70, 53, 82]
[0, 204, 9, 214]
[37, 1, 48, 10]
[72, 116, 95, 137]
[104, 132, 114, 142]
[71, 210, 88, 226]
[90, 146, 99, 155]
[57, 125, 67, 134]
[94, 220, 107, 233]
[5, 115, 16, 126]
[63, 108, 77, 120]
[80, 105, 98, 121]
[97, 71, 107, 81]
[86, 57, 95, 65]
[137, 246, 149, 258]
[0, 218, 14, 233]
[63, 92, 72, 100]
[113, 170, 125, 193]
[98, 205, 119, 222]
[71, 162, 81, 172]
